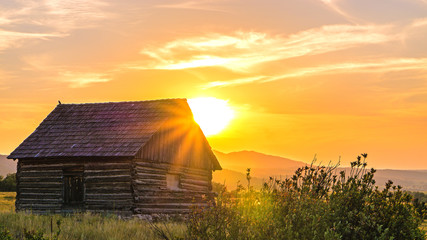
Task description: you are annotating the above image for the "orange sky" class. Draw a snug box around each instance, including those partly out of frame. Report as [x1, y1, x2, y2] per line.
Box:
[1, 0, 427, 169]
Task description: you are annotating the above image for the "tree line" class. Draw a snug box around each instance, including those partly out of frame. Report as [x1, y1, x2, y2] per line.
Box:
[0, 174, 16, 192]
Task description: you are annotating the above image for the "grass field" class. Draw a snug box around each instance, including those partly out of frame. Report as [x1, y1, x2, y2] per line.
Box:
[0, 192, 185, 239]
[1, 192, 426, 239]
[0, 212, 186, 240]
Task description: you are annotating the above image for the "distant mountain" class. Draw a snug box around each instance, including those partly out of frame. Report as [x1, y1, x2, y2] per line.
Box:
[0, 154, 16, 177]
[212, 169, 265, 190]
[213, 150, 307, 190]
[373, 169, 427, 191]
[213, 150, 306, 178]
[213, 150, 427, 191]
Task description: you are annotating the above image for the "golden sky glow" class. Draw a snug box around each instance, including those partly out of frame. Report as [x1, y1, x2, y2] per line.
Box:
[1, 0, 427, 169]
[188, 97, 234, 136]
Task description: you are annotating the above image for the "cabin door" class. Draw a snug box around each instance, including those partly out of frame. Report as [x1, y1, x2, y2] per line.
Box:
[63, 168, 84, 205]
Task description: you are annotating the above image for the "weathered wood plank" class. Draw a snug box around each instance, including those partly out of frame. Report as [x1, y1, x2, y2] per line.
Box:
[20, 177, 62, 182]
[85, 187, 130, 193]
[85, 170, 130, 176]
[20, 193, 62, 199]
[180, 178, 210, 187]
[85, 193, 132, 199]
[18, 170, 62, 177]
[85, 176, 131, 183]
[134, 161, 210, 176]
[18, 203, 62, 208]
[19, 182, 61, 188]
[19, 199, 62, 204]
[136, 196, 208, 204]
[180, 183, 208, 191]
[135, 172, 166, 180]
[134, 208, 192, 214]
[85, 182, 130, 188]
[135, 203, 208, 209]
[19, 188, 62, 194]
[134, 179, 166, 185]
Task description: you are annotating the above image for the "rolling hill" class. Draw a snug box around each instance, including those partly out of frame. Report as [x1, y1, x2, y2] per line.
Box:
[213, 150, 306, 178]
[213, 150, 427, 191]
[212, 150, 307, 190]
[0, 154, 16, 177]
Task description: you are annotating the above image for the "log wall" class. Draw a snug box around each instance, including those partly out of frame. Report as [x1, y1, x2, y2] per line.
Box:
[16, 158, 133, 215]
[84, 159, 133, 215]
[132, 159, 213, 215]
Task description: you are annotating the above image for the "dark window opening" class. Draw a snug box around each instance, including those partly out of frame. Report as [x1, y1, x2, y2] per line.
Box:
[63, 168, 84, 205]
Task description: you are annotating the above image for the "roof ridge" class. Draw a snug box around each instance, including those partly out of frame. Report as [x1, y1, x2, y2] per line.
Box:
[58, 98, 187, 105]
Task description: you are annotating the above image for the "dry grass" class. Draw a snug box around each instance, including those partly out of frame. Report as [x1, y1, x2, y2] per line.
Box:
[0, 192, 185, 239]
[0, 192, 15, 212]
[0, 212, 186, 240]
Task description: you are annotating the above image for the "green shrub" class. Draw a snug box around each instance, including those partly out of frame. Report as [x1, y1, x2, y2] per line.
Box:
[24, 229, 48, 240]
[407, 191, 427, 220]
[0, 227, 13, 240]
[187, 154, 426, 239]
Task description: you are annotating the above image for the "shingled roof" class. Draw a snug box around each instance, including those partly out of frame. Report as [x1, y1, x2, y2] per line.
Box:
[8, 99, 216, 161]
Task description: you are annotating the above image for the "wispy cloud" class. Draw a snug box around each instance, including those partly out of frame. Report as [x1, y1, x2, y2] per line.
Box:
[317, 0, 362, 24]
[154, 0, 229, 13]
[0, 29, 64, 51]
[0, 0, 110, 51]
[138, 25, 394, 71]
[59, 72, 111, 88]
[19, 53, 114, 88]
[411, 17, 427, 28]
[204, 58, 427, 88]
[41, 0, 110, 31]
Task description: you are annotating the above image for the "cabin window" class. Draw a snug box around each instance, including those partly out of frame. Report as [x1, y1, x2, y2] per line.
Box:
[166, 174, 180, 190]
[63, 169, 84, 205]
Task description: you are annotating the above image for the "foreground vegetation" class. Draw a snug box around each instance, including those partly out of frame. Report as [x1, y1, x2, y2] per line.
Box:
[188, 154, 426, 239]
[1, 154, 426, 239]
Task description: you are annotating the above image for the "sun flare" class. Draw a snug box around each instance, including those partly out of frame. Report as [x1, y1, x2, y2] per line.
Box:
[188, 97, 235, 136]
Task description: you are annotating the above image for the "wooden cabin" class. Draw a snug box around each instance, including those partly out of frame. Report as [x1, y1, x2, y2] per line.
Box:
[8, 99, 221, 216]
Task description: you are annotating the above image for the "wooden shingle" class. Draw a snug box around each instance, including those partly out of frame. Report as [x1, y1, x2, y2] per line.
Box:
[8, 99, 215, 160]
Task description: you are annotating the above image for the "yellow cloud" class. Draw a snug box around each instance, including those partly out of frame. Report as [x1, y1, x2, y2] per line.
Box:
[204, 58, 427, 88]
[59, 72, 111, 88]
[139, 25, 394, 71]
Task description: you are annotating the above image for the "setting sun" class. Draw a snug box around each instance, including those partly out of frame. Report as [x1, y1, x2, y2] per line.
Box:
[188, 97, 235, 136]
